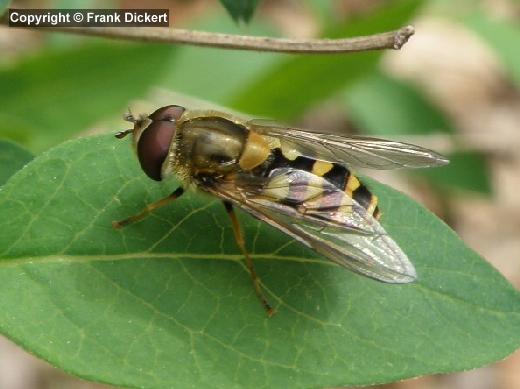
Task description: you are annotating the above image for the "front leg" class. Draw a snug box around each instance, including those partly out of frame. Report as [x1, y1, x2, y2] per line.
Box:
[113, 187, 185, 229]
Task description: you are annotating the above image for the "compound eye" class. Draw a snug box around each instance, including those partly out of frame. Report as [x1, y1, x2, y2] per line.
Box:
[148, 105, 185, 122]
[137, 120, 176, 181]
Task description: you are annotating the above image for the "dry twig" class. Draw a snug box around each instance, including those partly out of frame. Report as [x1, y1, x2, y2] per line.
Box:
[1, 22, 415, 54]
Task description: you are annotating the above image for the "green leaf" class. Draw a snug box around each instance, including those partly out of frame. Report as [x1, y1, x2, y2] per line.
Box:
[465, 13, 520, 87]
[228, 0, 425, 120]
[345, 72, 454, 135]
[415, 151, 492, 195]
[219, 0, 260, 22]
[0, 134, 518, 388]
[0, 140, 33, 186]
[0, 41, 176, 152]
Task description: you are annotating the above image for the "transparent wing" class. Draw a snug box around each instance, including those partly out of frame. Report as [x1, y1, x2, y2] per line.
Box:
[203, 168, 416, 283]
[248, 119, 449, 170]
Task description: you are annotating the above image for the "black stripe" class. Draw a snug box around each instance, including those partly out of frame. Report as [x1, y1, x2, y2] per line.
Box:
[263, 149, 351, 193]
[323, 164, 349, 190]
[273, 148, 315, 171]
[352, 184, 372, 209]
[261, 148, 315, 176]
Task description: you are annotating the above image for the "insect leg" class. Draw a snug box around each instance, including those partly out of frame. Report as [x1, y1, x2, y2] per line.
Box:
[223, 201, 276, 317]
[112, 187, 184, 229]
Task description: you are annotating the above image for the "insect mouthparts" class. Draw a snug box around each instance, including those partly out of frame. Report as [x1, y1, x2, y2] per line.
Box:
[115, 129, 133, 139]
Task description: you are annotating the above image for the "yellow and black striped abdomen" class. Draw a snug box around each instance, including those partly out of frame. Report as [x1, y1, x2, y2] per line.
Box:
[259, 148, 380, 219]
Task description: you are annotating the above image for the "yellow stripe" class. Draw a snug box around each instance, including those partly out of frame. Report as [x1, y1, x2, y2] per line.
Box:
[239, 132, 270, 170]
[367, 194, 379, 215]
[311, 161, 333, 176]
[281, 146, 300, 161]
[345, 175, 360, 197]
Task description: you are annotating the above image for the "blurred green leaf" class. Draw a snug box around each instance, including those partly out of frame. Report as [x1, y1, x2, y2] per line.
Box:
[416, 151, 492, 195]
[219, 0, 260, 22]
[0, 0, 9, 16]
[0, 133, 518, 388]
[53, 0, 98, 8]
[304, 0, 336, 25]
[0, 113, 39, 147]
[228, 0, 425, 120]
[0, 140, 33, 186]
[465, 13, 520, 87]
[0, 41, 176, 152]
[345, 72, 491, 194]
[160, 15, 279, 103]
[345, 72, 454, 135]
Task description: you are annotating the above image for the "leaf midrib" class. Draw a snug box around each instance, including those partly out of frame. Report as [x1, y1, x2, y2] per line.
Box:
[0, 252, 334, 268]
[1, 252, 518, 318]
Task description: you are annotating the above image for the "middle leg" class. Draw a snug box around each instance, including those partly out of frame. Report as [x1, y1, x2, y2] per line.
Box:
[223, 201, 275, 317]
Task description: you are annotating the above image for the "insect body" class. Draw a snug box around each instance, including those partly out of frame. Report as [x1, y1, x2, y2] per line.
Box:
[114, 105, 448, 316]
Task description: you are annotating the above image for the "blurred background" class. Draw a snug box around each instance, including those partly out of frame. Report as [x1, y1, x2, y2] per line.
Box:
[0, 0, 519, 388]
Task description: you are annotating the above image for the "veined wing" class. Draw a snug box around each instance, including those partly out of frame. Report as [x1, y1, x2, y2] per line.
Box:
[204, 168, 416, 283]
[248, 119, 449, 170]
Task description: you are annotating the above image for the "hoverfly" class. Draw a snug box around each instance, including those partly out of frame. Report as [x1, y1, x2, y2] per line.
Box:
[114, 105, 448, 316]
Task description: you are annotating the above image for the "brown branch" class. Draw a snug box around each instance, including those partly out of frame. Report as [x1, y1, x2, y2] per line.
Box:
[1, 23, 415, 54]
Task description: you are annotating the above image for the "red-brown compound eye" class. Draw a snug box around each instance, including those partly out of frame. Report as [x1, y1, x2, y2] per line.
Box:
[148, 105, 185, 122]
[137, 120, 176, 181]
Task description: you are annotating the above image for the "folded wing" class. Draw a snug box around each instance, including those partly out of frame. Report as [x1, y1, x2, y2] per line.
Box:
[248, 120, 449, 170]
[204, 168, 416, 283]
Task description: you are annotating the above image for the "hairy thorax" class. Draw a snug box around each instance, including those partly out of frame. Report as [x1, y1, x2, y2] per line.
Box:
[171, 116, 271, 185]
